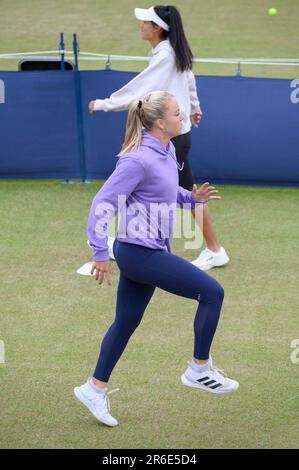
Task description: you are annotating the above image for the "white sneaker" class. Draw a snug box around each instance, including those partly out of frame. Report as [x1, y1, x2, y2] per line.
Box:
[181, 357, 239, 395]
[74, 379, 119, 427]
[107, 236, 116, 261]
[191, 247, 229, 271]
[76, 261, 94, 276]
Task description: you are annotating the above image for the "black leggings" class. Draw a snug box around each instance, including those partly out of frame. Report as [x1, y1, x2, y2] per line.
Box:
[93, 240, 224, 382]
[171, 131, 194, 191]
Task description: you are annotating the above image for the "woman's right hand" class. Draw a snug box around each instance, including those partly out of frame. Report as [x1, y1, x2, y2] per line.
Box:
[190, 110, 203, 128]
[191, 182, 221, 204]
[89, 100, 95, 114]
[91, 261, 112, 286]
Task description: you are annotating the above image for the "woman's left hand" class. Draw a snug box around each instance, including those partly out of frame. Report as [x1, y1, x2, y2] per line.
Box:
[191, 182, 221, 203]
[91, 261, 112, 286]
[190, 111, 203, 128]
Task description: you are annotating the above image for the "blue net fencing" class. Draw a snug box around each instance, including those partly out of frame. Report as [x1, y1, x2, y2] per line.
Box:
[0, 69, 298, 186]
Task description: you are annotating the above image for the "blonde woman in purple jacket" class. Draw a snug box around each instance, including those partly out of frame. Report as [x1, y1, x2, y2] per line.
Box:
[74, 91, 239, 427]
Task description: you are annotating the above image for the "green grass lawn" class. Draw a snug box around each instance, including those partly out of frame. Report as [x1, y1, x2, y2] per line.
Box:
[0, 180, 298, 448]
[1, 0, 298, 450]
[0, 0, 299, 78]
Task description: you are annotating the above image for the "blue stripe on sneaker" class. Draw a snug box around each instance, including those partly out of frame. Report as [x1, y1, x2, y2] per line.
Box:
[196, 376, 210, 383]
[203, 380, 216, 386]
[210, 383, 222, 389]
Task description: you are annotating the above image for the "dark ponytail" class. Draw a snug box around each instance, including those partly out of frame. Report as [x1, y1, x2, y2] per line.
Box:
[153, 5, 193, 72]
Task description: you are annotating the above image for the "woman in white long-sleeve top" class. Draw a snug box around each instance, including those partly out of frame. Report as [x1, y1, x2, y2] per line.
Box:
[89, 5, 229, 271]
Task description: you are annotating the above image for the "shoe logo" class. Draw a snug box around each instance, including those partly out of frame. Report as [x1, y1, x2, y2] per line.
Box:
[197, 376, 222, 389]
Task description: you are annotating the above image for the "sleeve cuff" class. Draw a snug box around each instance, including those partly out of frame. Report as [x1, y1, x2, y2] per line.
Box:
[94, 99, 104, 111]
[191, 105, 201, 115]
[92, 247, 110, 262]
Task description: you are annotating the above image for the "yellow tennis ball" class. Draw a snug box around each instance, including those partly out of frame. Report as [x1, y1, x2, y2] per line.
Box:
[268, 7, 278, 16]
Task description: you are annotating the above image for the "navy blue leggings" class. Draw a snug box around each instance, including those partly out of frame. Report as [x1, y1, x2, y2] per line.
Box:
[93, 240, 224, 382]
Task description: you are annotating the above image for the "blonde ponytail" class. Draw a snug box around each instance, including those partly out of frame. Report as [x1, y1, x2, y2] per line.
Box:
[120, 91, 173, 156]
[120, 99, 144, 155]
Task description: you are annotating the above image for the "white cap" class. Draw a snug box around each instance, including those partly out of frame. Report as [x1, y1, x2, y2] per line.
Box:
[134, 6, 170, 32]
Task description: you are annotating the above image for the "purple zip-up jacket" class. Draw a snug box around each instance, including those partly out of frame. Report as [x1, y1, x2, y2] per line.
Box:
[87, 129, 198, 262]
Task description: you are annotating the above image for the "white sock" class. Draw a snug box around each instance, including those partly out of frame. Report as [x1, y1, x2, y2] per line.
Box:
[191, 359, 209, 372]
[207, 247, 221, 255]
[88, 377, 107, 394]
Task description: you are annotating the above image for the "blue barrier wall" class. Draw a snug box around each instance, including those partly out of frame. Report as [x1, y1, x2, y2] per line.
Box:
[0, 71, 81, 179]
[0, 70, 298, 185]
